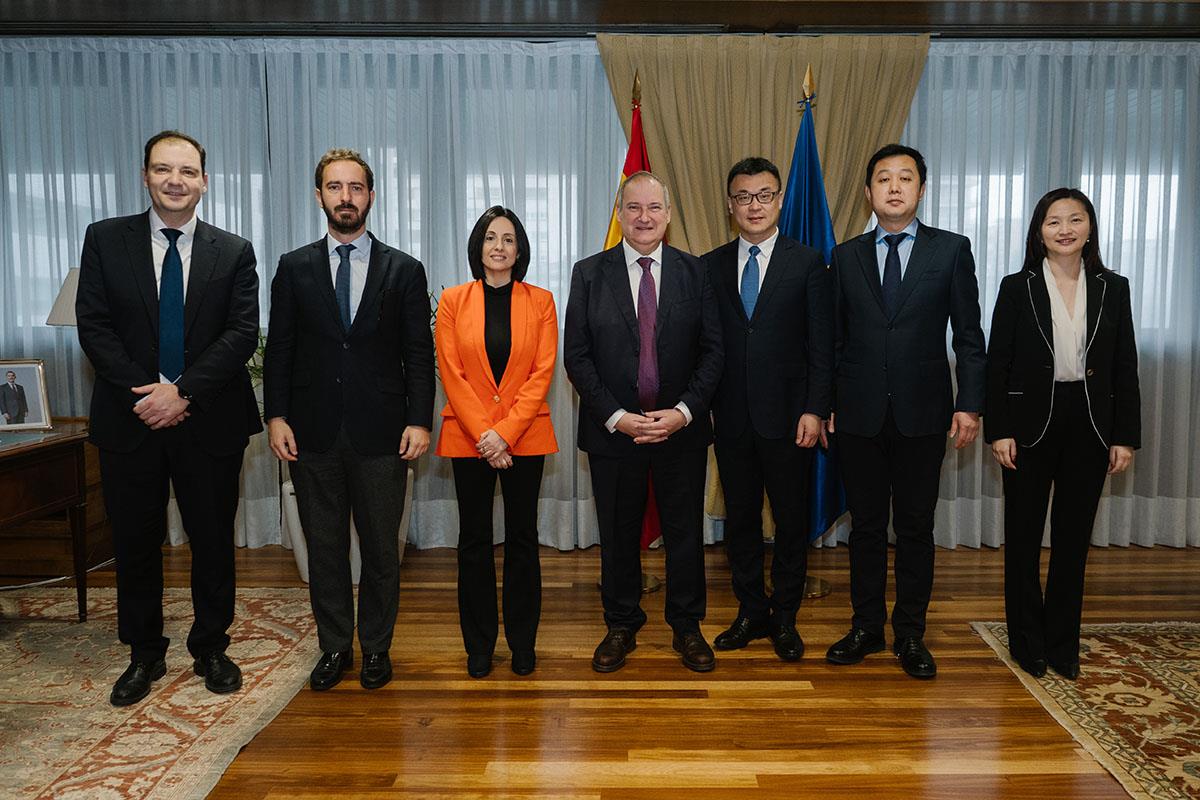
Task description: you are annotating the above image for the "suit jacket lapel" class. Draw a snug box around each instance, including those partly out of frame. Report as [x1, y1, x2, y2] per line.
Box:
[309, 237, 343, 332]
[1085, 270, 1106, 349]
[656, 246, 684, 343]
[350, 235, 391, 336]
[123, 212, 159, 337]
[752, 236, 788, 320]
[718, 241, 746, 323]
[1025, 270, 1054, 354]
[852, 233, 886, 317]
[602, 246, 639, 340]
[496, 281, 528, 396]
[891, 223, 937, 319]
[184, 221, 220, 337]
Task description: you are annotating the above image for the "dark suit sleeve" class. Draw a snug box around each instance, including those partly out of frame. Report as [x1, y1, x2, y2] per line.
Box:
[829, 245, 846, 416]
[563, 260, 623, 427]
[75, 222, 157, 395]
[262, 255, 296, 421]
[948, 237, 987, 414]
[1110, 276, 1141, 449]
[174, 239, 259, 408]
[983, 277, 1018, 443]
[805, 256, 834, 418]
[677, 261, 724, 418]
[400, 259, 435, 429]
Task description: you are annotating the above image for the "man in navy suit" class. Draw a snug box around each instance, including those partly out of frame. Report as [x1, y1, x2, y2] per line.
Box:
[824, 144, 986, 678]
[76, 130, 261, 706]
[0, 370, 28, 424]
[564, 171, 724, 673]
[264, 148, 434, 692]
[702, 157, 833, 663]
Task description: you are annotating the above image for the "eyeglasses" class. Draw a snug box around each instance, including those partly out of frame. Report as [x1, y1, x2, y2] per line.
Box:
[729, 190, 779, 206]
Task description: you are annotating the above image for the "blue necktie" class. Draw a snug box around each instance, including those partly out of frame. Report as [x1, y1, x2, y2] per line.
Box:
[882, 233, 905, 317]
[335, 243, 355, 332]
[740, 244, 761, 319]
[159, 228, 185, 382]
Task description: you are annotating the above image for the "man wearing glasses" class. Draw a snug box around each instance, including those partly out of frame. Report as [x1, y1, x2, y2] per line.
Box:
[702, 157, 833, 663]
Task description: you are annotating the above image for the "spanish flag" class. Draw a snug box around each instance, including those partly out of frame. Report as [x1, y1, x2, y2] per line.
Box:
[607, 74, 661, 551]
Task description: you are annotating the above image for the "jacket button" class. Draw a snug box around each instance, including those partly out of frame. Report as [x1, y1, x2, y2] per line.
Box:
[343, 342, 350, 350]
[493, 395, 501, 403]
[336, 377, 342, 384]
[1086, 368, 1095, 377]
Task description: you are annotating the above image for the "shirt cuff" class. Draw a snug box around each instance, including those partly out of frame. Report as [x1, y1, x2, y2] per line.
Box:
[605, 409, 626, 433]
[675, 402, 692, 426]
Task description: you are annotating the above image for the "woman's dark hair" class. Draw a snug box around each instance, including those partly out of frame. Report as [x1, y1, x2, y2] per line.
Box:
[1022, 188, 1107, 275]
[467, 205, 531, 282]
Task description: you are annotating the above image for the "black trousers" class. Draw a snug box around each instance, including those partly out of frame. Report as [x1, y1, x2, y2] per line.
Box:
[588, 446, 708, 635]
[1002, 381, 1109, 665]
[290, 426, 405, 655]
[714, 429, 814, 624]
[99, 426, 244, 663]
[451, 455, 545, 657]
[838, 407, 947, 640]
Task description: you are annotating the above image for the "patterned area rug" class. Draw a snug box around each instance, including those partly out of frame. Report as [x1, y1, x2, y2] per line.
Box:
[974, 621, 1200, 800]
[0, 587, 317, 799]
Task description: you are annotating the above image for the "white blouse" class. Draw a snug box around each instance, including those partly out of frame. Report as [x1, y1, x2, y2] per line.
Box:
[1042, 259, 1087, 381]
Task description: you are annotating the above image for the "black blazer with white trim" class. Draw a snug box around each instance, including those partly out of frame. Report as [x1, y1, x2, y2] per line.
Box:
[984, 267, 1141, 450]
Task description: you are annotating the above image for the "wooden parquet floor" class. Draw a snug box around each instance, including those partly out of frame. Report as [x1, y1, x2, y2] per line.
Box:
[94, 541, 1200, 798]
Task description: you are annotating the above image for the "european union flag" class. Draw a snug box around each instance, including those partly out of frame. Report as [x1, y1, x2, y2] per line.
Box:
[779, 98, 845, 542]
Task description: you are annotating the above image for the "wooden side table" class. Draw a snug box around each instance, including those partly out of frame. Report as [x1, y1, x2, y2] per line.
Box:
[0, 421, 89, 621]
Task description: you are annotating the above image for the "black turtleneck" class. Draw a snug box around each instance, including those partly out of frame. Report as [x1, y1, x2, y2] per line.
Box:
[483, 279, 513, 386]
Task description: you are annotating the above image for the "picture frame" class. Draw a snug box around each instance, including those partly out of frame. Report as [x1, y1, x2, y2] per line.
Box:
[0, 358, 52, 431]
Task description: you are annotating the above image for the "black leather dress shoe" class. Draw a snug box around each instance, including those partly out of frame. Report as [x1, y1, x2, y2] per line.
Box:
[770, 624, 805, 662]
[592, 628, 637, 673]
[1049, 658, 1080, 680]
[193, 651, 243, 693]
[1017, 657, 1048, 678]
[672, 630, 716, 673]
[360, 652, 392, 689]
[511, 650, 536, 676]
[110, 658, 167, 707]
[893, 637, 937, 679]
[713, 616, 771, 651]
[467, 653, 493, 678]
[310, 650, 352, 691]
[825, 627, 886, 665]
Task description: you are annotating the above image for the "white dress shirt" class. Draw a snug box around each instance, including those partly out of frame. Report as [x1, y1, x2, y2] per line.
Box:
[1042, 259, 1087, 381]
[149, 208, 197, 298]
[737, 228, 779, 291]
[604, 240, 692, 432]
[873, 217, 920, 281]
[327, 230, 373, 322]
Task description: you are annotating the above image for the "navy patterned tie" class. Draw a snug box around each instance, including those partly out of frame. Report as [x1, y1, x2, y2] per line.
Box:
[636, 257, 659, 412]
[335, 243, 355, 331]
[882, 233, 905, 317]
[158, 228, 185, 382]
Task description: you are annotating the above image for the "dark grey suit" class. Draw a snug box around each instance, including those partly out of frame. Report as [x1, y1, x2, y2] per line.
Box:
[0, 381, 28, 424]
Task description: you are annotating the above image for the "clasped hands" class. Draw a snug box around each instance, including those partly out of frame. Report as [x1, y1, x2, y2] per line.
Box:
[615, 408, 686, 444]
[131, 382, 190, 430]
[477, 429, 511, 468]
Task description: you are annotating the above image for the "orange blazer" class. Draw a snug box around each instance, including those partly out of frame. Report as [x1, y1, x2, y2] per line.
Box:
[435, 279, 559, 457]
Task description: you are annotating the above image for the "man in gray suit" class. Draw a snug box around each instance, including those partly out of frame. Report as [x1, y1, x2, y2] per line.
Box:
[1, 370, 28, 424]
[264, 148, 434, 691]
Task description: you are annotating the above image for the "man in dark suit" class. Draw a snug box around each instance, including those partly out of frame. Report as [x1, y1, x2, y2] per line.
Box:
[702, 157, 833, 663]
[264, 148, 434, 691]
[564, 170, 723, 673]
[825, 144, 986, 678]
[76, 130, 261, 706]
[1, 370, 28, 424]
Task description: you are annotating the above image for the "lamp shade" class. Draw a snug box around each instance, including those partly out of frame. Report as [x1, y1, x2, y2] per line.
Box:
[46, 268, 80, 326]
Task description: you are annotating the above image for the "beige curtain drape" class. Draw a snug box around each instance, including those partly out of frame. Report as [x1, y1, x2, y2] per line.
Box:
[597, 34, 929, 254]
[597, 34, 929, 529]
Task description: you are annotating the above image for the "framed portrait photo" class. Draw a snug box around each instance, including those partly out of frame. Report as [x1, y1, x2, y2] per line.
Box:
[0, 359, 52, 431]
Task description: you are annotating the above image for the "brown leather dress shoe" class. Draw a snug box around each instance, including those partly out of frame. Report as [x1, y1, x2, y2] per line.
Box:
[592, 628, 637, 673]
[672, 630, 716, 672]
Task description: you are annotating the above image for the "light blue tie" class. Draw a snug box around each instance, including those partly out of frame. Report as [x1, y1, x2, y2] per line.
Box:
[158, 228, 185, 382]
[740, 244, 761, 319]
[335, 243, 354, 332]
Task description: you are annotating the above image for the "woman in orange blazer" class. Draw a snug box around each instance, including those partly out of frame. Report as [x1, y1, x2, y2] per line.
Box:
[435, 205, 558, 678]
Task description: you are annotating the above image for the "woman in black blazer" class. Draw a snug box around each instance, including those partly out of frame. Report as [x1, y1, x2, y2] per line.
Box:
[985, 187, 1140, 681]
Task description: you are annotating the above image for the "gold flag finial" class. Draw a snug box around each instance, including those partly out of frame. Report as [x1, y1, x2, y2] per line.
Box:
[802, 65, 816, 103]
[632, 70, 642, 107]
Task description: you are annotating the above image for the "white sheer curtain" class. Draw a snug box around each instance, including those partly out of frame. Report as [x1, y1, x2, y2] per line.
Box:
[0, 37, 625, 550]
[882, 40, 1199, 548]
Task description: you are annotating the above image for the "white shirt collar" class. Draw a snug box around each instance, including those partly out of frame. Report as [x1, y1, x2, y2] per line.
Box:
[149, 207, 198, 240]
[327, 230, 372, 259]
[739, 228, 779, 260]
[622, 240, 663, 268]
[874, 217, 919, 244]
